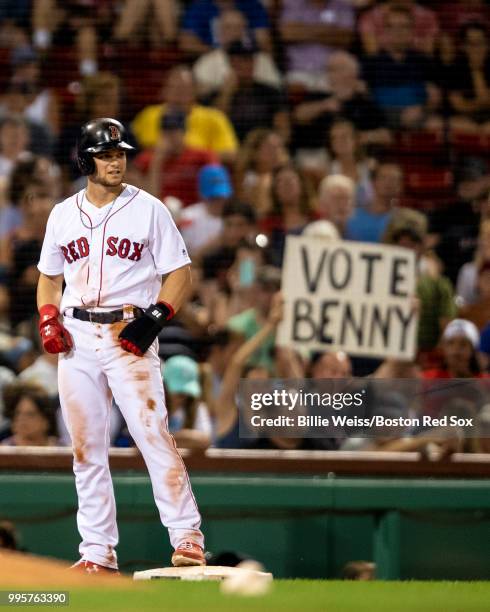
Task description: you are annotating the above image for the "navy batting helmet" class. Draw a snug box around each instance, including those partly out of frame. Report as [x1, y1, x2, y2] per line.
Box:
[77, 117, 134, 176]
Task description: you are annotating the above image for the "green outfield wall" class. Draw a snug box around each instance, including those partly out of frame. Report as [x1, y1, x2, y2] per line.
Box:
[0, 473, 489, 579]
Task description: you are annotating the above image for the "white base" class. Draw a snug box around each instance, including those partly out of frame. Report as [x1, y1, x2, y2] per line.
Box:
[133, 565, 273, 582]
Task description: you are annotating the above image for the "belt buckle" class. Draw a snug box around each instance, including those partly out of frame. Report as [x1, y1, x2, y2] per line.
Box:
[88, 311, 93, 324]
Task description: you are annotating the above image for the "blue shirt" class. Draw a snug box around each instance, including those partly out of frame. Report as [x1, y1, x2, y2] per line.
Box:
[480, 322, 490, 355]
[182, 0, 270, 47]
[345, 207, 392, 243]
[363, 50, 434, 108]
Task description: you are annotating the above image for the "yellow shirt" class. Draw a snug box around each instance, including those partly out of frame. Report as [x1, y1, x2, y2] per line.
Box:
[131, 103, 238, 153]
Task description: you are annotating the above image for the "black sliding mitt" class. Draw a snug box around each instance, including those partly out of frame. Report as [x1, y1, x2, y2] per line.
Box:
[119, 301, 175, 356]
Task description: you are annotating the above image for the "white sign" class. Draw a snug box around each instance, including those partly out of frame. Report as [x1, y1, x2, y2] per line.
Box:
[276, 236, 418, 360]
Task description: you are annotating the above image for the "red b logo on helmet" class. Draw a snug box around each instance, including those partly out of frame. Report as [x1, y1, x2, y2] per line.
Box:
[108, 125, 120, 140]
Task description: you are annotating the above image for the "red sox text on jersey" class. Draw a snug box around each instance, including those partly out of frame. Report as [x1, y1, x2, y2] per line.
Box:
[61, 237, 145, 264]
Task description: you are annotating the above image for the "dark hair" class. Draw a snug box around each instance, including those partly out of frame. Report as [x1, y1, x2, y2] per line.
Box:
[371, 161, 403, 182]
[270, 163, 314, 217]
[459, 19, 489, 44]
[3, 382, 57, 436]
[327, 117, 365, 162]
[223, 199, 256, 224]
[441, 343, 482, 376]
[390, 227, 424, 245]
[385, 4, 414, 24]
[8, 155, 38, 206]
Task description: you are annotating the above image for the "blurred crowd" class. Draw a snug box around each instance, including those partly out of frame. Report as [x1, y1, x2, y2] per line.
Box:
[0, 0, 490, 453]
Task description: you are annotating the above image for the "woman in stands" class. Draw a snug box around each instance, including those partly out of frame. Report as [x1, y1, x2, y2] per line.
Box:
[1, 381, 58, 446]
[234, 128, 289, 213]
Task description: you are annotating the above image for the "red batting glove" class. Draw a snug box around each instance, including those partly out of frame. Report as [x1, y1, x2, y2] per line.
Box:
[119, 338, 143, 357]
[38, 304, 73, 354]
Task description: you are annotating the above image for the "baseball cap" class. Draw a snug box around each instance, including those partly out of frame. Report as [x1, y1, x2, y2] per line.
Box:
[163, 355, 201, 398]
[161, 110, 186, 131]
[198, 165, 233, 199]
[442, 319, 480, 349]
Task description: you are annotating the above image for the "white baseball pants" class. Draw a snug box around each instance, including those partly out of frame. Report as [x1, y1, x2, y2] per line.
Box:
[58, 314, 204, 569]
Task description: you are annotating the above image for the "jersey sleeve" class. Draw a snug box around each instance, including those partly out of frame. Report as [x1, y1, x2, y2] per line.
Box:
[149, 201, 192, 275]
[37, 206, 65, 276]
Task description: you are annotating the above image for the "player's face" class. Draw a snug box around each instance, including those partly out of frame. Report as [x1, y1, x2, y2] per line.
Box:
[92, 149, 126, 186]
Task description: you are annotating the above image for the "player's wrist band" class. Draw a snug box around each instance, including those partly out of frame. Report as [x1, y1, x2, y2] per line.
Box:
[146, 301, 175, 326]
[39, 304, 60, 326]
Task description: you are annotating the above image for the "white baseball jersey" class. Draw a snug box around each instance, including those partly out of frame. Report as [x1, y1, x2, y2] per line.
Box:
[38, 184, 191, 311]
[37, 183, 203, 568]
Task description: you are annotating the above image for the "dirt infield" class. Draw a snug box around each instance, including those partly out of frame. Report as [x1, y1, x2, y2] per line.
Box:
[0, 550, 133, 587]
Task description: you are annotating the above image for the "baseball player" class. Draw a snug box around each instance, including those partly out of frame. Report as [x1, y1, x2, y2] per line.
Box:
[36, 117, 205, 574]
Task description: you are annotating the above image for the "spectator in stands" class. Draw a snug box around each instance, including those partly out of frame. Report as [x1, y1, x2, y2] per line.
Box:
[180, 164, 233, 257]
[234, 128, 289, 212]
[359, 0, 439, 57]
[193, 8, 282, 101]
[1, 381, 58, 446]
[456, 219, 490, 305]
[0, 118, 30, 179]
[135, 110, 217, 206]
[448, 22, 490, 134]
[18, 351, 58, 397]
[57, 72, 136, 185]
[434, 159, 490, 285]
[362, 6, 442, 131]
[423, 319, 484, 378]
[279, 0, 355, 91]
[458, 260, 490, 330]
[260, 164, 316, 266]
[326, 119, 374, 209]
[0, 178, 53, 330]
[0, 154, 61, 241]
[315, 174, 355, 238]
[309, 350, 352, 379]
[0, 2, 30, 50]
[132, 65, 238, 162]
[200, 200, 257, 292]
[32, 0, 115, 76]
[8, 46, 60, 138]
[212, 41, 289, 143]
[293, 51, 389, 165]
[214, 291, 284, 447]
[227, 265, 282, 370]
[180, 0, 272, 56]
[346, 162, 402, 243]
[113, 0, 178, 48]
[383, 208, 457, 356]
[162, 355, 212, 449]
[0, 83, 53, 158]
[0, 366, 16, 432]
[205, 239, 269, 328]
[438, 0, 490, 65]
